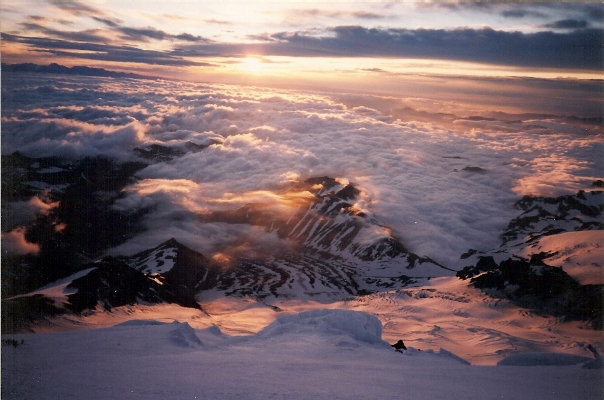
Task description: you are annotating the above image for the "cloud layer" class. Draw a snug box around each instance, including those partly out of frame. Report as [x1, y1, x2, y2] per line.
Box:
[8, 26, 597, 69]
[2, 0, 602, 72]
[228, 26, 602, 69]
[2, 72, 602, 266]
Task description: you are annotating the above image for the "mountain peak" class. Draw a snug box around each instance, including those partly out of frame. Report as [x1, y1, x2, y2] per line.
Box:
[162, 238, 182, 248]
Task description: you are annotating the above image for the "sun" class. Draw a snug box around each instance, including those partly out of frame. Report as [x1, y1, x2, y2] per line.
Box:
[240, 56, 262, 74]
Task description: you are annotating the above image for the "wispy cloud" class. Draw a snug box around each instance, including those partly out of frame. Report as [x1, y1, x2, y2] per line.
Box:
[289, 8, 389, 20]
[30, 3, 209, 45]
[48, 0, 100, 16]
[115, 26, 206, 43]
[543, 19, 590, 30]
[20, 21, 108, 43]
[1, 33, 211, 66]
[91, 16, 122, 28]
[501, 8, 547, 19]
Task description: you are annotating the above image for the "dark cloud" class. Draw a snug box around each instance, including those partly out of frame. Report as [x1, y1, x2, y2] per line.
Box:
[418, 1, 509, 13]
[543, 19, 590, 30]
[5, 22, 602, 70]
[175, 33, 206, 42]
[181, 26, 603, 69]
[424, 1, 603, 24]
[117, 26, 173, 41]
[48, 0, 101, 16]
[90, 14, 208, 43]
[20, 22, 108, 43]
[43, 5, 207, 44]
[117, 26, 205, 42]
[293, 9, 388, 19]
[1, 33, 210, 66]
[501, 9, 547, 19]
[548, 3, 604, 22]
[92, 16, 122, 28]
[585, 3, 604, 20]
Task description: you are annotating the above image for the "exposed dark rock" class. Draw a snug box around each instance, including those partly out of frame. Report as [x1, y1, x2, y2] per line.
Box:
[134, 144, 185, 162]
[205, 176, 426, 264]
[1, 164, 444, 329]
[502, 190, 603, 244]
[124, 238, 225, 305]
[335, 184, 360, 200]
[66, 258, 173, 313]
[460, 249, 477, 259]
[456, 256, 498, 280]
[583, 357, 604, 369]
[133, 141, 217, 162]
[304, 176, 339, 188]
[184, 140, 220, 152]
[392, 339, 407, 352]
[2, 154, 149, 294]
[2, 339, 25, 347]
[462, 166, 487, 173]
[460, 256, 603, 329]
[1, 294, 64, 333]
[587, 344, 600, 359]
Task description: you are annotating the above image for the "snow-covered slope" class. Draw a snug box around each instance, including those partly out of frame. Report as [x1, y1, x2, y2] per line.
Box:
[2, 309, 601, 400]
[520, 230, 604, 285]
[4, 189, 602, 364]
[5, 267, 97, 306]
[16, 273, 601, 366]
[456, 190, 603, 329]
[461, 190, 603, 267]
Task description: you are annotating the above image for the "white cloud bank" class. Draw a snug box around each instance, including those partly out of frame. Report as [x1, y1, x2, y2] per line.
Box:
[2, 73, 602, 266]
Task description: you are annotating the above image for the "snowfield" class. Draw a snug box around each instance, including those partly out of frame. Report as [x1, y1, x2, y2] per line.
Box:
[2, 309, 601, 400]
[23, 275, 601, 367]
[520, 230, 604, 285]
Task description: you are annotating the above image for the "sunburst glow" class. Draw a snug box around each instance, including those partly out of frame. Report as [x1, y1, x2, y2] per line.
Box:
[239, 57, 263, 74]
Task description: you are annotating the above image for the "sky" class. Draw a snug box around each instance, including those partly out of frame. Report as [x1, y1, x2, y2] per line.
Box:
[1, 1, 603, 93]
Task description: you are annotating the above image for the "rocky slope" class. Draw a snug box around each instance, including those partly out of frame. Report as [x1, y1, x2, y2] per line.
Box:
[2, 152, 447, 332]
[458, 189, 603, 328]
[2, 151, 602, 332]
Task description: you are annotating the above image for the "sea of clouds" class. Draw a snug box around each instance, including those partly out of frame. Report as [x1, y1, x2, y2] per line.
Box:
[2, 73, 602, 266]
